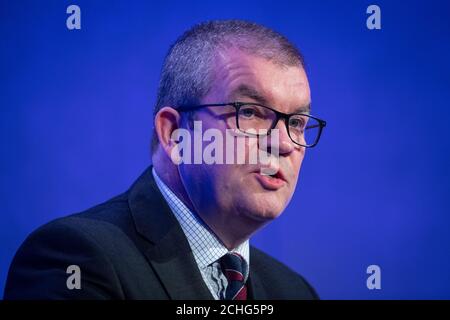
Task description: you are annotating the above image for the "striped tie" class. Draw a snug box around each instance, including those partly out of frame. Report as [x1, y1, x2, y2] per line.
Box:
[220, 252, 248, 300]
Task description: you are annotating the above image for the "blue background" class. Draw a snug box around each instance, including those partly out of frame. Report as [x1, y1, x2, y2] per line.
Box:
[1, 0, 450, 299]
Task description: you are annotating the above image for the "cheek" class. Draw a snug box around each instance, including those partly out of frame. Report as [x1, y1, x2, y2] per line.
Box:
[293, 149, 306, 172]
[208, 165, 243, 195]
[286, 150, 305, 191]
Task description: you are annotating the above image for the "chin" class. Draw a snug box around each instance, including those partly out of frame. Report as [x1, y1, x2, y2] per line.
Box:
[245, 208, 283, 223]
[239, 198, 285, 222]
[256, 210, 282, 221]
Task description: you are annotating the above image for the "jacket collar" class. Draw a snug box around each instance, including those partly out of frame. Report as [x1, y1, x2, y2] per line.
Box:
[127, 166, 213, 299]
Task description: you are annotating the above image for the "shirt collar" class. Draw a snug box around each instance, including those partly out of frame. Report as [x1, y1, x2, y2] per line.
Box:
[152, 168, 250, 272]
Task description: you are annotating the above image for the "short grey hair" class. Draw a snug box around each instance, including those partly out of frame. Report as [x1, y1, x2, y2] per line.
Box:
[151, 20, 305, 154]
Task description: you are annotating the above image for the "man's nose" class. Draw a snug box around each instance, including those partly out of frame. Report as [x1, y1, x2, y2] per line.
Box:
[261, 119, 295, 155]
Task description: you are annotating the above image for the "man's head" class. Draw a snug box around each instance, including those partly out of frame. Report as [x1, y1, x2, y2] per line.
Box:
[152, 20, 312, 247]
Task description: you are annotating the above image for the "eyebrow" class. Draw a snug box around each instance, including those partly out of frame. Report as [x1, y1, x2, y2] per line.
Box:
[229, 84, 311, 114]
[228, 84, 269, 106]
[294, 104, 311, 114]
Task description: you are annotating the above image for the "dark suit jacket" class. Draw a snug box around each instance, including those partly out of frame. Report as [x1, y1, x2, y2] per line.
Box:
[4, 166, 318, 300]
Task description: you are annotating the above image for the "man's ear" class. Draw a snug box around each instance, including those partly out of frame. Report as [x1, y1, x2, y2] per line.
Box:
[154, 106, 182, 158]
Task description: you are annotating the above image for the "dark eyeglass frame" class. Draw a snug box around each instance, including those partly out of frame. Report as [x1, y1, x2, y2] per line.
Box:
[176, 102, 327, 148]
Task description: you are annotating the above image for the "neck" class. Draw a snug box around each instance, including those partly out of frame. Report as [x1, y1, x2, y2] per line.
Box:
[201, 212, 267, 249]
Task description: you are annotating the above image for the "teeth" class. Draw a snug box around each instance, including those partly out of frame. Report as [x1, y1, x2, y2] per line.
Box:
[260, 172, 274, 178]
[260, 167, 278, 176]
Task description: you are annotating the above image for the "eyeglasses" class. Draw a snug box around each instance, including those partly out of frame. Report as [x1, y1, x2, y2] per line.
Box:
[177, 102, 327, 148]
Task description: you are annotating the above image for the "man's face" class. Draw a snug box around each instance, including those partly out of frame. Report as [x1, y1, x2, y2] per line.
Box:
[179, 49, 311, 223]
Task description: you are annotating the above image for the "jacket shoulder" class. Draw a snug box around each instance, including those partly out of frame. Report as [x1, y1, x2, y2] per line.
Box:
[250, 246, 319, 299]
[4, 193, 141, 299]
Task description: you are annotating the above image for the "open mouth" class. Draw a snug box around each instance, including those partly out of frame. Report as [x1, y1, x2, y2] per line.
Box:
[254, 168, 286, 190]
[263, 171, 282, 179]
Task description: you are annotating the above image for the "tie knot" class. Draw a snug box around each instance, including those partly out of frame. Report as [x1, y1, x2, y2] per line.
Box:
[220, 252, 248, 282]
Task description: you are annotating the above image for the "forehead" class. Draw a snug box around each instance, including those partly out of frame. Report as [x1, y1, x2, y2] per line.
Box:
[208, 49, 311, 113]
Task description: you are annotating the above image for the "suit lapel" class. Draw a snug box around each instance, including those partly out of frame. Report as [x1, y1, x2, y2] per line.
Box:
[128, 166, 213, 300]
[247, 248, 269, 300]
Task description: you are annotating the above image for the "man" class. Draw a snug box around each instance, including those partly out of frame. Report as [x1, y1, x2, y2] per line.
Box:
[4, 20, 326, 300]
